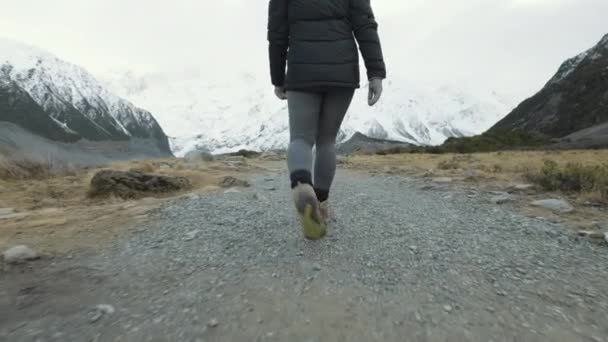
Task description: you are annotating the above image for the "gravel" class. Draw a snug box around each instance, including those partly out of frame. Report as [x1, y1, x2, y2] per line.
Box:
[1, 170, 607, 341]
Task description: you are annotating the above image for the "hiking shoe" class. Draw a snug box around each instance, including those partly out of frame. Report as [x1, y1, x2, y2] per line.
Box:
[292, 183, 326, 240]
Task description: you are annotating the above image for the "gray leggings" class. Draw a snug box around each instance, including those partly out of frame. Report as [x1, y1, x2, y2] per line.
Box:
[287, 89, 355, 191]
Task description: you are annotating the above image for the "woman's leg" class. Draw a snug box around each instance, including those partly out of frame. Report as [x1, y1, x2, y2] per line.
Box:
[287, 91, 323, 187]
[313, 89, 355, 202]
[287, 91, 327, 239]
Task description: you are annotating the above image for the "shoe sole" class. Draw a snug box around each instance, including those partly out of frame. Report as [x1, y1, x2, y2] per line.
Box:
[299, 204, 326, 240]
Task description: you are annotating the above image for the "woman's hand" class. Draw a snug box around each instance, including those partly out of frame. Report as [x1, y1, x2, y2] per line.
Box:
[368, 78, 383, 106]
[274, 86, 287, 100]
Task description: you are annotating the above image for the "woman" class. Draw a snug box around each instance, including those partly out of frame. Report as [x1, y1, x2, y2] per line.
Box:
[268, 0, 386, 240]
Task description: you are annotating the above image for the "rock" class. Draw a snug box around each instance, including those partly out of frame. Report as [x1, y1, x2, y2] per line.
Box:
[491, 195, 513, 205]
[577, 230, 606, 240]
[432, 177, 453, 183]
[184, 230, 200, 241]
[229, 149, 261, 159]
[595, 221, 608, 231]
[88, 304, 115, 323]
[224, 188, 241, 194]
[184, 149, 214, 163]
[443, 305, 453, 313]
[463, 170, 479, 180]
[3, 245, 38, 263]
[0, 208, 15, 216]
[0, 210, 29, 220]
[89, 170, 191, 199]
[312, 263, 322, 272]
[422, 170, 436, 178]
[219, 176, 250, 188]
[260, 151, 284, 161]
[531, 199, 574, 213]
[207, 319, 219, 328]
[187, 194, 201, 201]
[511, 183, 534, 191]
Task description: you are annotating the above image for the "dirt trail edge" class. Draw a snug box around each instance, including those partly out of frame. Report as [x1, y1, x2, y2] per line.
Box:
[1, 169, 607, 342]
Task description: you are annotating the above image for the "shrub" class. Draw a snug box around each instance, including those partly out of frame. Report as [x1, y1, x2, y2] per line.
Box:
[526, 160, 608, 194]
[437, 158, 460, 170]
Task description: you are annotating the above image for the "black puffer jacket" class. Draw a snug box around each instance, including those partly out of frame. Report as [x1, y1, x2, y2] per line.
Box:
[268, 0, 386, 91]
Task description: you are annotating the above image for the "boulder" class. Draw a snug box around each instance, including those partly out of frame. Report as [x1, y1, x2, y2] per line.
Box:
[89, 170, 191, 199]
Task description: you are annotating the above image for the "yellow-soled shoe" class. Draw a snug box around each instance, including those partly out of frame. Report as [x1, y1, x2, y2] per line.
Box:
[292, 183, 326, 240]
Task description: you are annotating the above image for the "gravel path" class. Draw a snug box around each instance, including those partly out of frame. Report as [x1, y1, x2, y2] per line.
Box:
[2, 169, 608, 341]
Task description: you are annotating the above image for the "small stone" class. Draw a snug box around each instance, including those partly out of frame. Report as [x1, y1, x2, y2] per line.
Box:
[96, 304, 115, 314]
[224, 188, 241, 194]
[3, 245, 38, 263]
[491, 195, 513, 205]
[188, 194, 201, 201]
[432, 177, 453, 183]
[207, 319, 219, 328]
[258, 318, 264, 324]
[88, 304, 115, 323]
[512, 183, 534, 191]
[409, 245, 418, 253]
[577, 230, 605, 240]
[486, 306, 495, 313]
[414, 311, 423, 323]
[443, 305, 453, 313]
[184, 230, 200, 241]
[463, 170, 478, 179]
[594, 221, 608, 231]
[531, 199, 574, 213]
[312, 263, 322, 272]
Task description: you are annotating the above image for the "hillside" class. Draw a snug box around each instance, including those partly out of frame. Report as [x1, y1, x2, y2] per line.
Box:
[491, 34, 608, 141]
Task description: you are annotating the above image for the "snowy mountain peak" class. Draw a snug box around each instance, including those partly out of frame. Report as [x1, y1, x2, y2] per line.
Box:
[103, 70, 514, 156]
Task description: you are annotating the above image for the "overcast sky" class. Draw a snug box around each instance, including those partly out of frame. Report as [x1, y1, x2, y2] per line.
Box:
[1, 0, 607, 100]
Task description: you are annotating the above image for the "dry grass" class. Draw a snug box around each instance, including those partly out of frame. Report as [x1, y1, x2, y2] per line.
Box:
[0, 156, 262, 255]
[347, 150, 608, 186]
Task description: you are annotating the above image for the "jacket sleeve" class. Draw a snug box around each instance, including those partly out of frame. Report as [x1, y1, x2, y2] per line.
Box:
[350, 0, 386, 80]
[267, 0, 289, 87]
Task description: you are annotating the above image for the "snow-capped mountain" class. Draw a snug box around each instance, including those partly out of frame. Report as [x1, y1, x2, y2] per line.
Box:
[0, 38, 171, 155]
[103, 70, 515, 156]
